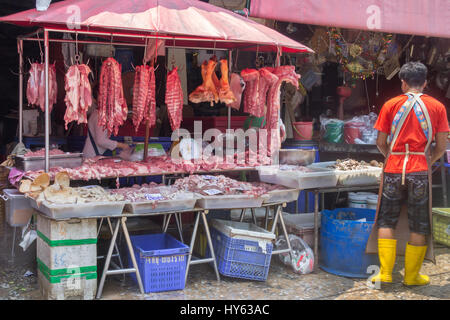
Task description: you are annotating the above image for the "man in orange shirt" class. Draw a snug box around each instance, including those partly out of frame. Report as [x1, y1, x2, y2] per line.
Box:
[367, 62, 449, 287]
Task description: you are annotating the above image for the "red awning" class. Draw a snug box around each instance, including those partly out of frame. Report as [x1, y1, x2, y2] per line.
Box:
[250, 0, 450, 39]
[0, 0, 314, 53]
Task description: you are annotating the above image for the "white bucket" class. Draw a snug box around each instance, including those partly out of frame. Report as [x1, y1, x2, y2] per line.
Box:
[367, 195, 379, 210]
[348, 192, 368, 209]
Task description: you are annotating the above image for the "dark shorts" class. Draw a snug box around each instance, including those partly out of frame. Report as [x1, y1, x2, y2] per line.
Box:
[377, 171, 430, 235]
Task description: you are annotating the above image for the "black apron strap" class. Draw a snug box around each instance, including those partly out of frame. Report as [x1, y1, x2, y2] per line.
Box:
[88, 127, 101, 156]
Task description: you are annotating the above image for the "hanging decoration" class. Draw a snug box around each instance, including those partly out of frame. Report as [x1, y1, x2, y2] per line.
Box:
[328, 27, 393, 85]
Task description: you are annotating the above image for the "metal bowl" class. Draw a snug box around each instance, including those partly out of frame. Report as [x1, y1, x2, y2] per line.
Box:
[279, 149, 316, 166]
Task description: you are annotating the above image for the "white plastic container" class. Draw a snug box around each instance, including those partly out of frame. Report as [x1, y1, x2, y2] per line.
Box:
[308, 161, 382, 186]
[367, 195, 379, 210]
[3, 189, 34, 227]
[258, 166, 338, 189]
[197, 194, 264, 209]
[209, 219, 276, 243]
[348, 192, 368, 208]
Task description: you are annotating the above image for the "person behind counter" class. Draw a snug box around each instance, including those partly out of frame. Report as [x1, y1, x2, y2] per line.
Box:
[82, 86, 130, 159]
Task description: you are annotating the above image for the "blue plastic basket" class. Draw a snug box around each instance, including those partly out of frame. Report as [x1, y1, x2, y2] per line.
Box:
[128, 233, 189, 293]
[210, 227, 273, 281]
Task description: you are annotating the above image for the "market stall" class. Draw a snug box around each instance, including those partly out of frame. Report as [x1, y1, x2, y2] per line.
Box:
[1, 0, 373, 300]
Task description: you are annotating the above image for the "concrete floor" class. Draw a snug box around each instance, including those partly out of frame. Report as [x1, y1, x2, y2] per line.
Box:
[1, 212, 449, 301]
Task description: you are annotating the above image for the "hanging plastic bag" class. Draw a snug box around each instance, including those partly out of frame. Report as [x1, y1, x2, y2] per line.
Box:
[275, 234, 315, 275]
[320, 115, 344, 143]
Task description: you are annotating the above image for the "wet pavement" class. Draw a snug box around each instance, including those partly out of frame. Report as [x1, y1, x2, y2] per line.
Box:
[1, 213, 449, 300]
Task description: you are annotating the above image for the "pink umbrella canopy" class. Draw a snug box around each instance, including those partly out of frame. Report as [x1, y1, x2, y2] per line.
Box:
[0, 0, 314, 53]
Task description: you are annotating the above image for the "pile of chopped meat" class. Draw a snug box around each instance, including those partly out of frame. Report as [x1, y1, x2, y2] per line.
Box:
[329, 158, 378, 171]
[23, 148, 66, 158]
[110, 183, 193, 202]
[172, 175, 270, 197]
[23, 153, 272, 182]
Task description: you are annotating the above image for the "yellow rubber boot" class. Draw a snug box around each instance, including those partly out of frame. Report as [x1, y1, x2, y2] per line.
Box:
[403, 243, 430, 286]
[371, 239, 397, 284]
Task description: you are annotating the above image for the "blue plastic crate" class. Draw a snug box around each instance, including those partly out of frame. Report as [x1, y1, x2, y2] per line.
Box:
[210, 227, 273, 281]
[128, 233, 190, 293]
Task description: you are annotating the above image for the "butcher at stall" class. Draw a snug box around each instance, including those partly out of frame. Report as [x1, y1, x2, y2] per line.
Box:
[82, 88, 130, 159]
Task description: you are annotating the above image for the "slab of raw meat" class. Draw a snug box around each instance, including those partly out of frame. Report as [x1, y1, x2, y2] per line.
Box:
[27, 62, 57, 113]
[265, 66, 300, 155]
[218, 59, 236, 105]
[240, 68, 260, 116]
[189, 58, 219, 105]
[226, 73, 244, 110]
[64, 64, 93, 129]
[132, 65, 150, 130]
[165, 67, 184, 131]
[98, 58, 128, 136]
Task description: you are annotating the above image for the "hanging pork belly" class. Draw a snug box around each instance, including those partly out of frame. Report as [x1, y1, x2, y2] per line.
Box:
[165, 67, 184, 131]
[97, 57, 128, 136]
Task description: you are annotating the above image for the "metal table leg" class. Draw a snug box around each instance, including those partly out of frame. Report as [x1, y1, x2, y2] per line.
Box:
[270, 204, 293, 256]
[121, 217, 144, 294]
[239, 208, 246, 222]
[314, 190, 319, 272]
[185, 211, 220, 284]
[251, 208, 257, 225]
[200, 211, 220, 282]
[96, 217, 121, 299]
[96, 217, 144, 299]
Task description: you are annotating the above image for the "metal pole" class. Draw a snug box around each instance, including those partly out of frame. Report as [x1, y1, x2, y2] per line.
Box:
[20, 36, 231, 51]
[18, 39, 23, 144]
[227, 50, 232, 130]
[44, 29, 50, 172]
[314, 190, 319, 272]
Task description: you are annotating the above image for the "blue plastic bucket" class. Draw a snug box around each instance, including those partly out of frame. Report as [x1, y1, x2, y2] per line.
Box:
[319, 208, 379, 278]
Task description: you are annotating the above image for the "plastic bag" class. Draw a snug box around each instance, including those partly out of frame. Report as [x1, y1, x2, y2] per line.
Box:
[275, 234, 315, 274]
[320, 115, 344, 143]
[343, 113, 378, 144]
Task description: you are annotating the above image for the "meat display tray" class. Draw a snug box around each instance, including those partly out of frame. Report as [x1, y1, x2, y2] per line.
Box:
[308, 161, 382, 186]
[15, 153, 83, 172]
[196, 194, 264, 209]
[262, 188, 300, 204]
[258, 166, 338, 190]
[124, 198, 197, 214]
[29, 198, 127, 219]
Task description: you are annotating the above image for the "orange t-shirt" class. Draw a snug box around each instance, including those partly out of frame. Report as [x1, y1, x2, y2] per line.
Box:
[374, 94, 449, 174]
